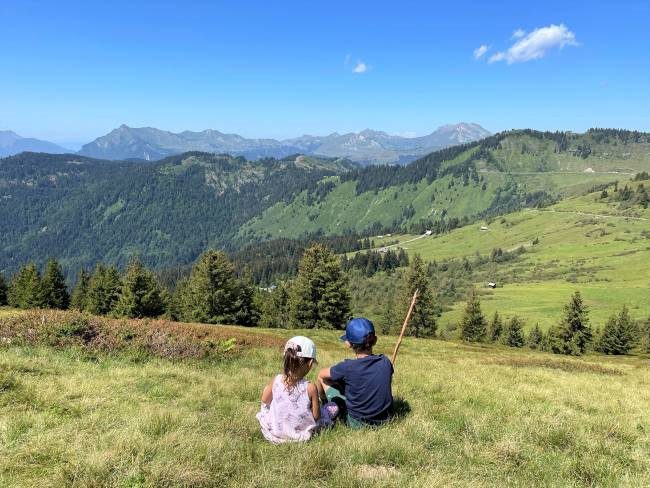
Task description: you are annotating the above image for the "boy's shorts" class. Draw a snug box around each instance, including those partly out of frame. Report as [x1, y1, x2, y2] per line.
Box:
[325, 385, 388, 429]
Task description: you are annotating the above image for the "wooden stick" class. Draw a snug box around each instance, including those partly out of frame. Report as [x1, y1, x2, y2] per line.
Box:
[391, 289, 419, 365]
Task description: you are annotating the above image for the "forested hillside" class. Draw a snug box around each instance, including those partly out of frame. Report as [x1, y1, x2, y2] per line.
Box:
[0, 152, 355, 275]
[1, 128, 648, 278]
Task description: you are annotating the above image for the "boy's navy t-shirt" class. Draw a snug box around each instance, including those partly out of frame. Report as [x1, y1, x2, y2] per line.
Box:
[329, 354, 393, 422]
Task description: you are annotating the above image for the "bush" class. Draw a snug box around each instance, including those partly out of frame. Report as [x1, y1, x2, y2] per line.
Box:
[0, 310, 281, 360]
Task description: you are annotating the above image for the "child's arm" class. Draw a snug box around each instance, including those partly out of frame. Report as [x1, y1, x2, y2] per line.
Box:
[307, 383, 320, 421]
[316, 368, 333, 403]
[260, 378, 274, 405]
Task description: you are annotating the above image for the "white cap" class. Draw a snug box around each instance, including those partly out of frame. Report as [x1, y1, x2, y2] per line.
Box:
[284, 336, 317, 361]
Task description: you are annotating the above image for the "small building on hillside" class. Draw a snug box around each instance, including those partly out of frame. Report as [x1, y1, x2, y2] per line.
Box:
[424, 230, 432, 236]
[487, 282, 497, 289]
[480, 226, 489, 231]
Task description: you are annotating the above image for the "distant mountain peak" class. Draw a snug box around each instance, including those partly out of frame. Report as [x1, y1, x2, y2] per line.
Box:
[79, 123, 491, 165]
[0, 130, 68, 157]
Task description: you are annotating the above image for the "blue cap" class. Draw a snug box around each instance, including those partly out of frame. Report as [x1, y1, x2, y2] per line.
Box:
[340, 317, 375, 345]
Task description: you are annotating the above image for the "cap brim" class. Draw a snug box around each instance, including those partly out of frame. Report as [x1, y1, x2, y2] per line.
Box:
[339, 333, 348, 342]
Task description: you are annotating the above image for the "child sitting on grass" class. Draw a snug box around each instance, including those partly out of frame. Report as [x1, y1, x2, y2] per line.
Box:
[317, 318, 394, 428]
[256, 336, 339, 444]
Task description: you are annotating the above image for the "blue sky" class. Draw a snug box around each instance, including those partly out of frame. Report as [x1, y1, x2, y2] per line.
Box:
[1, 0, 649, 147]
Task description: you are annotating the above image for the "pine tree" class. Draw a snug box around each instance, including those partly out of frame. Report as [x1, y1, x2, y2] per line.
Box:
[41, 259, 70, 309]
[8, 263, 43, 309]
[379, 295, 397, 335]
[459, 287, 487, 342]
[70, 268, 91, 310]
[488, 311, 503, 342]
[230, 272, 260, 326]
[86, 264, 121, 315]
[596, 306, 638, 355]
[401, 254, 437, 337]
[503, 316, 525, 347]
[179, 250, 254, 325]
[258, 282, 291, 328]
[114, 258, 165, 318]
[527, 324, 545, 350]
[289, 244, 350, 329]
[0, 272, 8, 306]
[547, 291, 592, 356]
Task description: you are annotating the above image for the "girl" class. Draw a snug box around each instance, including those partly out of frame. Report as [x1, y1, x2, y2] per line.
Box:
[256, 336, 338, 444]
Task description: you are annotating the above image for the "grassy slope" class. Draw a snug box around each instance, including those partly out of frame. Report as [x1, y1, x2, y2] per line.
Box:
[367, 181, 650, 330]
[1, 325, 649, 487]
[238, 172, 618, 241]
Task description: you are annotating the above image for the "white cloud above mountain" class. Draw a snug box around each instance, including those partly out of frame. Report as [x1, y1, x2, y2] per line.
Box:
[487, 24, 578, 64]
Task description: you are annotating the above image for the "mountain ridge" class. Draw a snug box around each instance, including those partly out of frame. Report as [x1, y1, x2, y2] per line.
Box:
[78, 123, 491, 165]
[0, 131, 69, 157]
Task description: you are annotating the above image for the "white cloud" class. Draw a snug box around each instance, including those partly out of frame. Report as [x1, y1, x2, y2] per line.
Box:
[353, 61, 368, 73]
[473, 44, 489, 59]
[512, 28, 526, 39]
[489, 24, 578, 64]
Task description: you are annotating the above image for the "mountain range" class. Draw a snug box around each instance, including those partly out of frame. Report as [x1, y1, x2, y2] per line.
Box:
[2, 128, 648, 277]
[0, 131, 69, 157]
[77, 123, 491, 165]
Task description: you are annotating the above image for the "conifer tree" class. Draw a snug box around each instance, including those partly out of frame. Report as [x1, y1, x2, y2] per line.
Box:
[41, 259, 70, 309]
[459, 286, 487, 342]
[289, 244, 350, 329]
[596, 306, 638, 355]
[179, 250, 254, 325]
[488, 311, 503, 342]
[114, 258, 165, 318]
[70, 268, 91, 310]
[379, 295, 397, 335]
[86, 264, 121, 315]
[527, 324, 545, 350]
[547, 291, 592, 356]
[503, 316, 525, 347]
[401, 254, 437, 337]
[0, 272, 7, 306]
[230, 271, 260, 326]
[258, 282, 291, 328]
[8, 263, 43, 309]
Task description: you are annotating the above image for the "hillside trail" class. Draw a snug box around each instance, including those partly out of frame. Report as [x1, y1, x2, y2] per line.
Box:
[531, 208, 649, 222]
[377, 233, 428, 250]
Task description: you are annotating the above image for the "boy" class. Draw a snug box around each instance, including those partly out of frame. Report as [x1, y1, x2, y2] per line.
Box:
[316, 317, 394, 428]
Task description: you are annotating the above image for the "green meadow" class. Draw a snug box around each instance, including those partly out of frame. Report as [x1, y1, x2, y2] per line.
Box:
[1, 320, 649, 488]
[362, 182, 650, 331]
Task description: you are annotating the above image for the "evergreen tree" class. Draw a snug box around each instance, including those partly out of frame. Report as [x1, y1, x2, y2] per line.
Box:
[258, 282, 291, 328]
[547, 291, 592, 356]
[41, 259, 70, 309]
[459, 287, 487, 342]
[596, 306, 638, 355]
[230, 272, 260, 326]
[86, 264, 121, 315]
[179, 250, 256, 325]
[488, 311, 503, 342]
[289, 244, 350, 329]
[114, 259, 165, 318]
[503, 316, 525, 347]
[70, 268, 91, 310]
[401, 254, 437, 337]
[8, 263, 43, 309]
[527, 324, 545, 350]
[379, 295, 398, 335]
[0, 272, 7, 306]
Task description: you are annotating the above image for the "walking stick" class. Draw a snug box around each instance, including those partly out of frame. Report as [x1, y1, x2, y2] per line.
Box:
[391, 289, 419, 365]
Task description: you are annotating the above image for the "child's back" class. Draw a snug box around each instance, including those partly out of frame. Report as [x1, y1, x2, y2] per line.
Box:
[329, 353, 393, 423]
[257, 374, 316, 444]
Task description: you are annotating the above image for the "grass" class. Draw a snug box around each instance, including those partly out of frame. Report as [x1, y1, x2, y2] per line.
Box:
[359, 181, 650, 331]
[1, 320, 649, 487]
